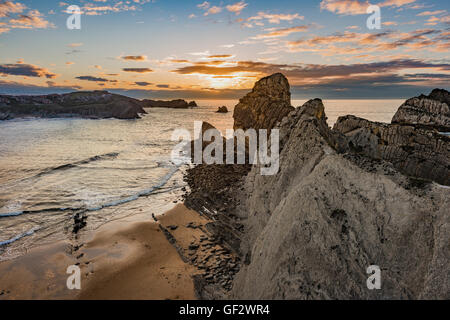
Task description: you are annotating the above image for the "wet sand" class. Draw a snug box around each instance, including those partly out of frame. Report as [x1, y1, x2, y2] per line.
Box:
[0, 204, 208, 300]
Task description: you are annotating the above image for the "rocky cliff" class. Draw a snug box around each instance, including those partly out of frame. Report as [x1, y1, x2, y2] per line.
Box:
[0, 91, 146, 120]
[231, 98, 449, 299]
[141, 99, 197, 109]
[184, 73, 449, 300]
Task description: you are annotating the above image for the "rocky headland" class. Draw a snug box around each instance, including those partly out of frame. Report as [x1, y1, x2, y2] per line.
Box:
[0, 91, 147, 120]
[183, 73, 449, 299]
[141, 99, 197, 109]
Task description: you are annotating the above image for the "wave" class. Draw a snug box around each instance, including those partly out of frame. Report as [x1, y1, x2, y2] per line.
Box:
[0, 227, 38, 246]
[0, 164, 181, 218]
[34, 152, 120, 178]
[0, 152, 121, 193]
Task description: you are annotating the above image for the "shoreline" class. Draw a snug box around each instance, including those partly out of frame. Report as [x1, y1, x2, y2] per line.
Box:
[0, 203, 238, 300]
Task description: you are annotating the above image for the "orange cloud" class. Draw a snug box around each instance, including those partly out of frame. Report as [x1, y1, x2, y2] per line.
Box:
[121, 55, 147, 61]
[252, 25, 310, 39]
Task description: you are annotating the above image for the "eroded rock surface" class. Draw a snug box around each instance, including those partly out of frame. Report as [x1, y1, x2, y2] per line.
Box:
[392, 89, 450, 131]
[231, 99, 449, 300]
[333, 115, 450, 186]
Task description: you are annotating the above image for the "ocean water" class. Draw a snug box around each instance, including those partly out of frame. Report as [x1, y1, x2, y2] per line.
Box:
[0, 99, 403, 260]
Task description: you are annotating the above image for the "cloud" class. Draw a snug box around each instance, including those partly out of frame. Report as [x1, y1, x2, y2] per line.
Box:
[171, 58, 450, 88]
[68, 43, 83, 47]
[0, 63, 57, 78]
[226, 1, 248, 15]
[284, 28, 447, 55]
[245, 12, 304, 27]
[0, 1, 26, 17]
[417, 10, 447, 16]
[196, 1, 222, 15]
[197, 1, 210, 10]
[121, 55, 147, 61]
[8, 9, 54, 29]
[0, 79, 81, 94]
[134, 81, 153, 86]
[208, 54, 233, 58]
[122, 68, 153, 73]
[78, 1, 151, 16]
[204, 6, 222, 16]
[252, 25, 310, 39]
[320, 0, 417, 15]
[75, 76, 113, 82]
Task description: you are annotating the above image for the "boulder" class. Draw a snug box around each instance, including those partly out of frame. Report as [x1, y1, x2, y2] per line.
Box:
[233, 73, 294, 132]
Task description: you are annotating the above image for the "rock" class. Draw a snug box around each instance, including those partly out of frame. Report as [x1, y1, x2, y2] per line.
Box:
[168, 225, 178, 231]
[0, 91, 146, 120]
[392, 89, 450, 131]
[233, 73, 294, 132]
[230, 90, 449, 300]
[217, 106, 229, 113]
[141, 99, 197, 109]
[186, 222, 198, 229]
[189, 243, 200, 250]
[333, 115, 450, 186]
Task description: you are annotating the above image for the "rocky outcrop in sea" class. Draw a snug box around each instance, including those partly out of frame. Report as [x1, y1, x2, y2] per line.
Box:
[184, 74, 449, 300]
[0, 91, 146, 120]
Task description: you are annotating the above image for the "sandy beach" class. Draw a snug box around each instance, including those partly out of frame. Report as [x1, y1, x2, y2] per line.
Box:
[0, 204, 219, 300]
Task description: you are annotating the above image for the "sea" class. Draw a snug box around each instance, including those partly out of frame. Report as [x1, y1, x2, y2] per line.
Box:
[0, 99, 404, 261]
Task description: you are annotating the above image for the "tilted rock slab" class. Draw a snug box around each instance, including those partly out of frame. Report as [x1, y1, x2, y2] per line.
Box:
[392, 89, 450, 132]
[333, 115, 450, 186]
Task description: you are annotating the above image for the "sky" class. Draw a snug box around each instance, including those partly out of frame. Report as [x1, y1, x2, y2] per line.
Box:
[0, 0, 449, 99]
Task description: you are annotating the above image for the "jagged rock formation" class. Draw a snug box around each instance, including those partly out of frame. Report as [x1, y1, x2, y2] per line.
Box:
[0, 91, 146, 120]
[217, 106, 229, 113]
[333, 115, 450, 186]
[141, 99, 197, 109]
[183, 73, 449, 300]
[231, 98, 449, 300]
[392, 89, 450, 131]
[233, 73, 294, 132]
